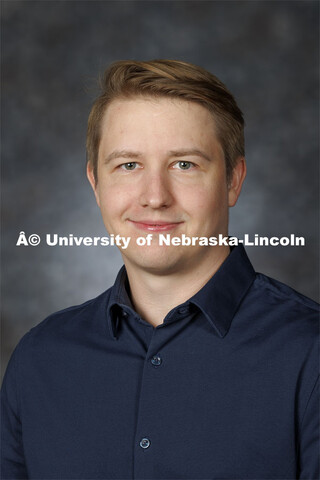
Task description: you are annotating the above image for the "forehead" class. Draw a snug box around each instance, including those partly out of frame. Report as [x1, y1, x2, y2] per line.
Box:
[99, 96, 222, 157]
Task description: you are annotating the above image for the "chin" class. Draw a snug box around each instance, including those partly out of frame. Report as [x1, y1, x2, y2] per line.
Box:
[123, 248, 188, 275]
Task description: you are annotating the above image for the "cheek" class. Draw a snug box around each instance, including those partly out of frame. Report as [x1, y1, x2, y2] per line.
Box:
[184, 183, 227, 214]
[97, 182, 135, 216]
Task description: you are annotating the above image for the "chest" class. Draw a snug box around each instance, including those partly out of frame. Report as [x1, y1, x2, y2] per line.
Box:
[21, 331, 298, 479]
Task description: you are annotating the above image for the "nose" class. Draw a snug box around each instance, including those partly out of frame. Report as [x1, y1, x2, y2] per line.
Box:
[139, 171, 173, 209]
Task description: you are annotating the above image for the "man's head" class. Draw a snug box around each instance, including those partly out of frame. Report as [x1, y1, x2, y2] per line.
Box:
[86, 59, 245, 185]
[86, 60, 246, 276]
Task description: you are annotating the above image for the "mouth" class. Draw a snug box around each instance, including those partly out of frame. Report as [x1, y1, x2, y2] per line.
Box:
[128, 220, 184, 232]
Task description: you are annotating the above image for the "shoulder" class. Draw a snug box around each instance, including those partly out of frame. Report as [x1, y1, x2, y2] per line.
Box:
[253, 272, 319, 317]
[245, 272, 319, 351]
[1, 288, 114, 419]
[15, 287, 113, 352]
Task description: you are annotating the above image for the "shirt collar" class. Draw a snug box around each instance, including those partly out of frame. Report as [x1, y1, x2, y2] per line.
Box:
[189, 245, 255, 337]
[107, 245, 255, 340]
[107, 266, 135, 339]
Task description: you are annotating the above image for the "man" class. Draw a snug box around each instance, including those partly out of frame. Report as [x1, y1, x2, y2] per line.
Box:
[1, 60, 319, 479]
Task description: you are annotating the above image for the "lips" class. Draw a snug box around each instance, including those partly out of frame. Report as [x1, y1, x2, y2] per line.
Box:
[128, 220, 183, 232]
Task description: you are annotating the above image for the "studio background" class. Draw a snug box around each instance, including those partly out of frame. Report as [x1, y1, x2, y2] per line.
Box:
[2, 0, 319, 379]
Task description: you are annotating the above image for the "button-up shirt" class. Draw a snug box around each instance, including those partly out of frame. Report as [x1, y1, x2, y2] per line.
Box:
[1, 246, 319, 479]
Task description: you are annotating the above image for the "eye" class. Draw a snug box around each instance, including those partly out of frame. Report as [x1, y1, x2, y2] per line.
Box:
[120, 162, 138, 171]
[173, 161, 194, 170]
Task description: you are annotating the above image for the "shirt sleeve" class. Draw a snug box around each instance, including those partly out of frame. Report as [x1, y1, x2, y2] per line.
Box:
[298, 375, 320, 480]
[1, 344, 28, 479]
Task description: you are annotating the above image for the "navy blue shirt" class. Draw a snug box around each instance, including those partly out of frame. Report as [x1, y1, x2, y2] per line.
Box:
[1, 246, 319, 479]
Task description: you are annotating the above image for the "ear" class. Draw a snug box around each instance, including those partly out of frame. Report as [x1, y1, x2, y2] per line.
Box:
[86, 163, 100, 207]
[228, 157, 246, 207]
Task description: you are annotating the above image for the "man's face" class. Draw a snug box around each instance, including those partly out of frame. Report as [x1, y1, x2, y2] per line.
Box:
[88, 97, 245, 275]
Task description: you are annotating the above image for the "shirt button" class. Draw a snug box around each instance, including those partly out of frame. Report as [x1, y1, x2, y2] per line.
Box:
[178, 306, 189, 314]
[139, 437, 150, 449]
[122, 311, 128, 318]
[151, 355, 162, 366]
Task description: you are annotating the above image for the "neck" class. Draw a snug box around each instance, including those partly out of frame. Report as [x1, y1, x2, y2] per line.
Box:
[123, 246, 230, 327]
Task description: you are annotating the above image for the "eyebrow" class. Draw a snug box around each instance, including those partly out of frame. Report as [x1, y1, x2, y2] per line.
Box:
[104, 150, 143, 164]
[104, 148, 211, 164]
[167, 149, 211, 162]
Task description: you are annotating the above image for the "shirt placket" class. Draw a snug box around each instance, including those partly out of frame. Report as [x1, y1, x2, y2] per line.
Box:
[132, 309, 192, 479]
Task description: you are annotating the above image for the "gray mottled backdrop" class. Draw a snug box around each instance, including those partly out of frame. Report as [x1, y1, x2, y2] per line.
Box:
[2, 0, 319, 378]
